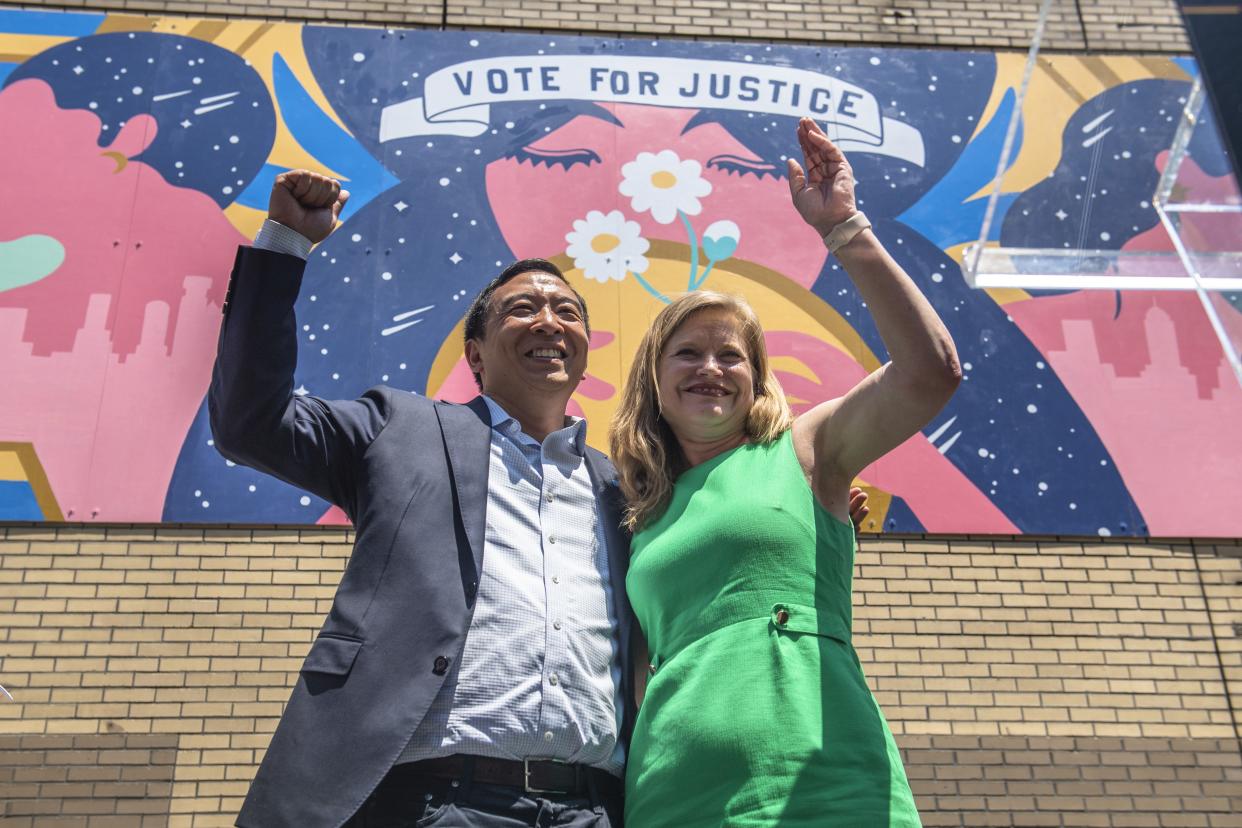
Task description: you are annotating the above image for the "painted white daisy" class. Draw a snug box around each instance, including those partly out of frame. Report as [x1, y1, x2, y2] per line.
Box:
[619, 149, 712, 224]
[565, 210, 650, 283]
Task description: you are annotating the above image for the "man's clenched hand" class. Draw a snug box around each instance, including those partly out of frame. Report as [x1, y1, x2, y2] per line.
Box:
[269, 170, 350, 244]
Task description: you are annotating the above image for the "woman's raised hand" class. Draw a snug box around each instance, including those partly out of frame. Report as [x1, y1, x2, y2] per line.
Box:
[786, 117, 858, 237]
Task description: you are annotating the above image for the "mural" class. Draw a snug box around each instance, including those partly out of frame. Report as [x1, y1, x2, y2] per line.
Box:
[0, 9, 1238, 535]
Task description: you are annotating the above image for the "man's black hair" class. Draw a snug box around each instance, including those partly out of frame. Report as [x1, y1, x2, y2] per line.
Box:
[462, 258, 591, 389]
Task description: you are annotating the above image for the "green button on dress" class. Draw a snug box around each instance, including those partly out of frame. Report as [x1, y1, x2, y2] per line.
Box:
[625, 431, 921, 827]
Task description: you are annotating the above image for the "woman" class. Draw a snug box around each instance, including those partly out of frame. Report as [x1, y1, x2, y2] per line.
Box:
[609, 118, 961, 826]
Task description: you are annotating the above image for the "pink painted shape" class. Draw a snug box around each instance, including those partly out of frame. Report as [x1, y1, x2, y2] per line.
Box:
[106, 113, 158, 159]
[435, 357, 483, 403]
[0, 79, 230, 356]
[317, 505, 351, 526]
[769, 331, 1018, 532]
[486, 103, 830, 288]
[1007, 292, 1242, 536]
[1003, 154, 1242, 535]
[0, 79, 248, 521]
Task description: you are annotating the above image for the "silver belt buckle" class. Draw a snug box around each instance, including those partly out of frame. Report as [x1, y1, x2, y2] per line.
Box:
[523, 758, 570, 794]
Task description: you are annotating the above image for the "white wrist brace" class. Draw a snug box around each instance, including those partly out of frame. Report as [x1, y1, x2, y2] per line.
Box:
[821, 211, 871, 254]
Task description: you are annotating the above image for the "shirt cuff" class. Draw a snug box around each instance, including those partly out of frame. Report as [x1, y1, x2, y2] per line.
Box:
[253, 219, 314, 261]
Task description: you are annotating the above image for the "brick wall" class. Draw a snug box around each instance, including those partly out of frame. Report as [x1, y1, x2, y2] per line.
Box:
[0, 0, 1192, 52]
[1, 524, 1238, 825]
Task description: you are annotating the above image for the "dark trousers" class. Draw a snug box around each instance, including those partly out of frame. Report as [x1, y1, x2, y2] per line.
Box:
[345, 759, 623, 827]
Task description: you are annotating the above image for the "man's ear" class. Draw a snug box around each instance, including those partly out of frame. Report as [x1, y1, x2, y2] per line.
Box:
[464, 338, 484, 378]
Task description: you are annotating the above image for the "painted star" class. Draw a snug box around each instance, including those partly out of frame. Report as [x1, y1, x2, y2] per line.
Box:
[1055, 209, 1067, 221]
[449, 252, 462, 264]
[394, 201, 409, 212]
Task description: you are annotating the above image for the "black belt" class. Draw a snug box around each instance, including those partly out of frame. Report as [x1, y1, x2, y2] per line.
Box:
[398, 755, 619, 797]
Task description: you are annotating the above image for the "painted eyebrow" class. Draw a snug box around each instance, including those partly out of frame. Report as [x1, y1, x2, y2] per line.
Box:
[581, 102, 625, 128]
[523, 102, 623, 136]
[680, 110, 727, 137]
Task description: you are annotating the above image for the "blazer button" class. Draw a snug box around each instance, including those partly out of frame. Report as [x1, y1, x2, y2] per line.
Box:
[432, 656, 450, 675]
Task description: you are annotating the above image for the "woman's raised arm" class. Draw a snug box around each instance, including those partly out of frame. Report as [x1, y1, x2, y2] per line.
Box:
[787, 118, 961, 490]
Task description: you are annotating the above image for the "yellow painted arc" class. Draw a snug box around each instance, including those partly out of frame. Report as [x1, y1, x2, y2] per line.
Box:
[0, 443, 63, 521]
[967, 54, 1186, 202]
[0, 450, 25, 480]
[100, 150, 128, 174]
[0, 33, 74, 63]
[224, 202, 268, 242]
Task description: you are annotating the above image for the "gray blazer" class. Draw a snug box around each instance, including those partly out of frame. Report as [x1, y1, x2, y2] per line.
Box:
[210, 247, 634, 828]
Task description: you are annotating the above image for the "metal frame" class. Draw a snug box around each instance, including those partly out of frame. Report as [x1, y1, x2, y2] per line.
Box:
[960, 0, 1242, 388]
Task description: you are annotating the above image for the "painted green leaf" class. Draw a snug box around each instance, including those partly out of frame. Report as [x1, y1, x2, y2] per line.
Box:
[0, 235, 66, 292]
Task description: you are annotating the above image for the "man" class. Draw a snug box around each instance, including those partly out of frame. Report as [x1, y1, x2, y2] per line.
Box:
[213, 170, 631, 827]
[213, 170, 869, 827]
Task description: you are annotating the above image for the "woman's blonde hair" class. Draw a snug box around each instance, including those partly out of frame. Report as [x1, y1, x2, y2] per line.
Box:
[609, 291, 793, 532]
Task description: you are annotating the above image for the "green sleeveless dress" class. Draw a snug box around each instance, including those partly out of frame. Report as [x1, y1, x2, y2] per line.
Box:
[624, 431, 921, 827]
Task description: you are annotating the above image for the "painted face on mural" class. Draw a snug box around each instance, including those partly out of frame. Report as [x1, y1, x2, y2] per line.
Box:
[3, 17, 1233, 536]
[0, 30, 274, 523]
[485, 103, 832, 288]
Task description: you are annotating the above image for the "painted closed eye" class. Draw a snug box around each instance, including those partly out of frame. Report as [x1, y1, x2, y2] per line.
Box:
[508, 146, 602, 170]
[706, 154, 779, 179]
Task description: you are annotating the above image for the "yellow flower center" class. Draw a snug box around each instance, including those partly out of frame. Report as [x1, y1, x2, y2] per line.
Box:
[650, 170, 678, 189]
[591, 233, 621, 253]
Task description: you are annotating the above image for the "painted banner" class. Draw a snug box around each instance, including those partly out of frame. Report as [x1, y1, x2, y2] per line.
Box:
[1, 10, 1239, 535]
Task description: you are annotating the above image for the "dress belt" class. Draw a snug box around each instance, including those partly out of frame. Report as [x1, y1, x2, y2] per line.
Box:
[397, 754, 619, 796]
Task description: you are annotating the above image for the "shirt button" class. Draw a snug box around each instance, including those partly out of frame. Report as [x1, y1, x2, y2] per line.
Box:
[546, 493, 555, 503]
[552, 576, 560, 584]
[549, 673, 559, 686]
[553, 620, 562, 630]
[548, 535, 556, 544]
[544, 731, 554, 742]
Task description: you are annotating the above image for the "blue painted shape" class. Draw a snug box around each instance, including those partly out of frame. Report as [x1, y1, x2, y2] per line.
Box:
[0, 64, 13, 87]
[0, 480, 44, 521]
[0, 9, 103, 36]
[810, 220, 1144, 535]
[271, 52, 396, 220]
[899, 88, 1023, 250]
[163, 400, 331, 522]
[882, 496, 925, 533]
[5, 32, 276, 209]
[236, 163, 289, 211]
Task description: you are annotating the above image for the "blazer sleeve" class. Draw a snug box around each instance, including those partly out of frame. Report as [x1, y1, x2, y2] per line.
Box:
[208, 245, 388, 518]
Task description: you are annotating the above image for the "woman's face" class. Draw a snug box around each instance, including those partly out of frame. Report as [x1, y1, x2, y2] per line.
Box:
[656, 307, 756, 445]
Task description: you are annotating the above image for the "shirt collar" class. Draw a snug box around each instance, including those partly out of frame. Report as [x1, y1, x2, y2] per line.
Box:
[481, 395, 587, 456]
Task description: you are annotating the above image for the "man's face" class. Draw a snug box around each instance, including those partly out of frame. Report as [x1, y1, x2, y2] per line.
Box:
[464, 272, 590, 408]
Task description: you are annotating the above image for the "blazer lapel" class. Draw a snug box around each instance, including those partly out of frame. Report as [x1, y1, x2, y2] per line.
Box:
[584, 450, 634, 702]
[435, 397, 493, 592]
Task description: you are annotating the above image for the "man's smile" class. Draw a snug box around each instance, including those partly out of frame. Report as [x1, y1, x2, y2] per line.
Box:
[527, 346, 568, 361]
